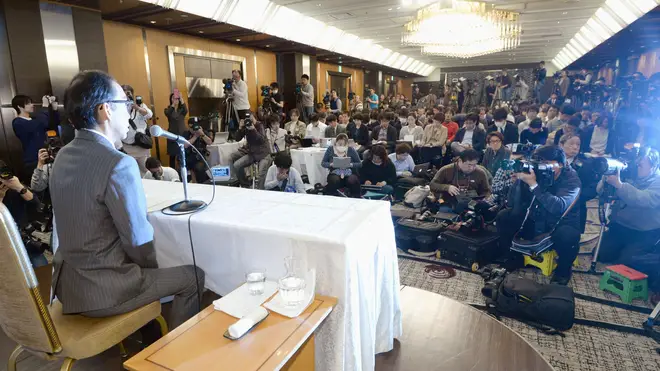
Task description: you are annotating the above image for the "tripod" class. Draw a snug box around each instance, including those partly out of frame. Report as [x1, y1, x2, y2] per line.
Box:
[587, 186, 617, 273]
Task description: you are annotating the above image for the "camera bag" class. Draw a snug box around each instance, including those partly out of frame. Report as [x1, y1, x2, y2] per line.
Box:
[395, 218, 445, 253]
[129, 118, 153, 149]
[486, 275, 575, 332]
[439, 229, 500, 269]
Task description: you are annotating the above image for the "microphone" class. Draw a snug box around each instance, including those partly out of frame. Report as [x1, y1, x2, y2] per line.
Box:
[149, 125, 189, 145]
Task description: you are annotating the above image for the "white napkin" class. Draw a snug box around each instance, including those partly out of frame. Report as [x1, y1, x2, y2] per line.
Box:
[213, 281, 278, 319]
[264, 269, 316, 318]
[227, 306, 269, 339]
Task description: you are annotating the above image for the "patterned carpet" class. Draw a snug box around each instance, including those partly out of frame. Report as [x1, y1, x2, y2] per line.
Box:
[397, 203, 660, 371]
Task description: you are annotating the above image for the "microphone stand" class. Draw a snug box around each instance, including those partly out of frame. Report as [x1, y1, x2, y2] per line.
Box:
[165, 142, 207, 213]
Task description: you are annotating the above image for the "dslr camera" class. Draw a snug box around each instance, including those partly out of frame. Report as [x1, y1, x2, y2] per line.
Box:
[44, 131, 63, 164]
[502, 158, 556, 187]
[260, 85, 271, 97]
[295, 82, 303, 95]
[510, 143, 541, 158]
[244, 112, 254, 128]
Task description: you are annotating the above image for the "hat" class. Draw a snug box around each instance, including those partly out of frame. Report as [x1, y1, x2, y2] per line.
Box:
[530, 118, 543, 129]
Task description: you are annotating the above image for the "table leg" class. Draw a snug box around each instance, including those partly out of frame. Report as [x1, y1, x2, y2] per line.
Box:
[281, 335, 315, 371]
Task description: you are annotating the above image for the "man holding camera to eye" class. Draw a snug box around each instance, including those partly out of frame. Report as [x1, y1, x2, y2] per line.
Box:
[231, 70, 251, 119]
[496, 146, 582, 285]
[267, 82, 284, 116]
[230, 113, 272, 189]
[182, 118, 212, 183]
[596, 147, 660, 286]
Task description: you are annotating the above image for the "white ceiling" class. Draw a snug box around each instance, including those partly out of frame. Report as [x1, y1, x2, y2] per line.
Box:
[271, 0, 608, 68]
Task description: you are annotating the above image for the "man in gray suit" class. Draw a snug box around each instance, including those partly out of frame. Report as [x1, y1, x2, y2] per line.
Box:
[50, 70, 204, 329]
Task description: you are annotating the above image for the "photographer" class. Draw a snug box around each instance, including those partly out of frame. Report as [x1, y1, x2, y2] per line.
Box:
[231, 70, 251, 119]
[267, 82, 284, 115]
[283, 109, 306, 149]
[596, 147, 660, 281]
[265, 152, 305, 193]
[534, 61, 547, 102]
[0, 168, 46, 267]
[329, 89, 342, 114]
[557, 71, 570, 101]
[182, 118, 213, 183]
[165, 92, 188, 168]
[143, 157, 180, 182]
[120, 85, 153, 175]
[230, 113, 272, 189]
[31, 148, 52, 192]
[300, 74, 314, 122]
[430, 149, 491, 211]
[497, 146, 581, 285]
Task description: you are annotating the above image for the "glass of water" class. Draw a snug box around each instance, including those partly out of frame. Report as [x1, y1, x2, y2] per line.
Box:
[246, 270, 266, 296]
[278, 275, 306, 307]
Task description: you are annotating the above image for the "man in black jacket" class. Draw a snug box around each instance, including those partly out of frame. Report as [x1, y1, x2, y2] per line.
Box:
[371, 112, 397, 153]
[230, 114, 272, 189]
[487, 108, 518, 145]
[496, 145, 581, 285]
[451, 114, 487, 153]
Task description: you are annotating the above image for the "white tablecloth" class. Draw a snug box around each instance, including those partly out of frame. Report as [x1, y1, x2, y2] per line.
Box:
[207, 142, 241, 167]
[143, 180, 402, 371]
[290, 147, 329, 186]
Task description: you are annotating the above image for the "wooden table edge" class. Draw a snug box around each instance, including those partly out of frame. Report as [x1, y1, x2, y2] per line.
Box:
[398, 286, 555, 371]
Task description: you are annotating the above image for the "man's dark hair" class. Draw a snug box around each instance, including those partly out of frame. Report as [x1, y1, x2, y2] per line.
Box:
[540, 61, 545, 65]
[398, 108, 409, 117]
[493, 108, 508, 121]
[549, 104, 560, 111]
[395, 142, 412, 154]
[533, 145, 567, 167]
[273, 152, 292, 169]
[567, 116, 581, 128]
[331, 89, 337, 94]
[378, 113, 389, 122]
[352, 113, 363, 122]
[370, 144, 390, 164]
[270, 82, 279, 89]
[560, 104, 576, 116]
[487, 131, 504, 143]
[145, 157, 161, 170]
[370, 110, 379, 120]
[459, 149, 480, 162]
[11, 95, 32, 114]
[530, 118, 543, 128]
[289, 108, 300, 117]
[64, 70, 118, 130]
[326, 114, 337, 124]
[434, 112, 445, 122]
[265, 113, 280, 126]
[465, 113, 479, 124]
[301, 74, 309, 80]
[317, 111, 327, 119]
[527, 105, 539, 114]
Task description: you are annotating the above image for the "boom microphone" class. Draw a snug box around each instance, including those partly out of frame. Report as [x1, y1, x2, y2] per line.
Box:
[149, 125, 189, 145]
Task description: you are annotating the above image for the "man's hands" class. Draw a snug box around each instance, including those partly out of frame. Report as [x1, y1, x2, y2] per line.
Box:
[37, 148, 49, 168]
[195, 128, 205, 136]
[401, 171, 413, 177]
[605, 170, 623, 189]
[1, 177, 25, 192]
[515, 169, 538, 187]
[376, 181, 386, 187]
[276, 171, 288, 181]
[447, 185, 460, 197]
[364, 180, 372, 186]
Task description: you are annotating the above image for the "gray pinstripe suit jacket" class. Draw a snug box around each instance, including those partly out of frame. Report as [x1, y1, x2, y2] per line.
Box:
[50, 129, 157, 314]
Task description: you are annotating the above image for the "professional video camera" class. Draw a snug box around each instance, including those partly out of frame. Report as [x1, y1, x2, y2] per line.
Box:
[458, 198, 500, 234]
[295, 82, 303, 95]
[260, 85, 271, 98]
[20, 223, 50, 255]
[222, 78, 233, 92]
[502, 158, 556, 187]
[44, 131, 63, 164]
[510, 143, 541, 158]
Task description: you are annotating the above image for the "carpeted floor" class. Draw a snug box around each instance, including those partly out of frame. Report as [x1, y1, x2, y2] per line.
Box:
[397, 204, 660, 371]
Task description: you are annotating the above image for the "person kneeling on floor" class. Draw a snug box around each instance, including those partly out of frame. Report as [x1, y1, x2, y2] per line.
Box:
[360, 144, 397, 195]
[496, 145, 581, 285]
[321, 133, 362, 197]
[264, 152, 306, 193]
[430, 149, 491, 212]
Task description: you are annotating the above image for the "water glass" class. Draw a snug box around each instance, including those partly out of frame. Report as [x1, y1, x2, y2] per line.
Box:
[246, 271, 266, 296]
[278, 276, 306, 307]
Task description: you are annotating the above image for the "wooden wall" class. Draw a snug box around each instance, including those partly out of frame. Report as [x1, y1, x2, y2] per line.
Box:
[102, 21, 276, 163]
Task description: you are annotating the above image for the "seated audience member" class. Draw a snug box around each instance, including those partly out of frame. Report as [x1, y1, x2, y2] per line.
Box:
[420, 113, 448, 159]
[482, 132, 511, 176]
[305, 113, 327, 141]
[346, 113, 370, 154]
[479, 106, 493, 126]
[487, 108, 519, 145]
[265, 114, 287, 153]
[520, 118, 548, 145]
[12, 95, 59, 180]
[546, 92, 560, 106]
[548, 104, 576, 140]
[371, 112, 398, 153]
[321, 133, 361, 197]
[388, 143, 415, 177]
[366, 110, 380, 131]
[50, 70, 204, 331]
[338, 113, 350, 132]
[517, 105, 539, 135]
[553, 115, 581, 146]
[284, 109, 306, 149]
[559, 133, 581, 166]
[315, 102, 325, 114]
[399, 113, 424, 143]
[264, 152, 305, 193]
[0, 169, 46, 266]
[430, 149, 491, 211]
[182, 118, 213, 183]
[596, 147, 660, 290]
[143, 157, 180, 181]
[497, 145, 581, 285]
[579, 108, 592, 130]
[324, 114, 346, 138]
[231, 114, 272, 189]
[545, 105, 561, 132]
[581, 113, 614, 156]
[442, 113, 459, 142]
[591, 111, 601, 126]
[538, 106, 548, 124]
[451, 114, 486, 154]
[416, 107, 426, 125]
[360, 145, 397, 195]
[391, 109, 405, 135]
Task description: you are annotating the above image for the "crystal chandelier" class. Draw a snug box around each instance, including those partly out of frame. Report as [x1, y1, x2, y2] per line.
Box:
[402, 0, 521, 59]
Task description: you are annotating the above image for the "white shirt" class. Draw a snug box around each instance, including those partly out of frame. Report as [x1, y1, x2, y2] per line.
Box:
[306, 122, 327, 139]
[590, 126, 609, 154]
[143, 167, 180, 182]
[518, 119, 531, 135]
[266, 127, 287, 153]
[123, 103, 153, 145]
[461, 129, 474, 146]
[231, 79, 250, 110]
[494, 121, 506, 133]
[264, 165, 306, 193]
[83, 128, 116, 149]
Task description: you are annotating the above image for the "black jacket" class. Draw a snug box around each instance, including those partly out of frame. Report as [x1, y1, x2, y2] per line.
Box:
[235, 122, 270, 161]
[487, 122, 519, 145]
[360, 159, 397, 186]
[520, 128, 549, 145]
[507, 166, 581, 235]
[347, 122, 370, 146]
[371, 125, 398, 151]
[453, 127, 487, 151]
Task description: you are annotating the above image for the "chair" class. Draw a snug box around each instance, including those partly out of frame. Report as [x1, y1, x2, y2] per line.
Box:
[0, 204, 168, 371]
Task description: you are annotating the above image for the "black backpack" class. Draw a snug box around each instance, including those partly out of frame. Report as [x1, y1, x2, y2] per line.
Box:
[483, 275, 575, 332]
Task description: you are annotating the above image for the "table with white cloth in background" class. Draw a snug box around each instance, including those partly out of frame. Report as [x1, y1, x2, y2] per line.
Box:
[290, 147, 329, 186]
[207, 142, 241, 167]
[142, 180, 402, 371]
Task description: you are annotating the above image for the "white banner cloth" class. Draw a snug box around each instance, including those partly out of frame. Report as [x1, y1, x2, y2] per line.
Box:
[143, 180, 402, 371]
[207, 142, 241, 167]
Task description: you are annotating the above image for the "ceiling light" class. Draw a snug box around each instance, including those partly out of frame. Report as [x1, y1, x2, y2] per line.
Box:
[198, 31, 204, 34]
[562, 12, 568, 15]
[181, 14, 188, 18]
[388, 8, 393, 11]
[265, 44, 270, 47]
[150, 20, 156, 24]
[236, 38, 241, 41]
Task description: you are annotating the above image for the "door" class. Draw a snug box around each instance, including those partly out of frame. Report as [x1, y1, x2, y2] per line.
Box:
[329, 74, 349, 112]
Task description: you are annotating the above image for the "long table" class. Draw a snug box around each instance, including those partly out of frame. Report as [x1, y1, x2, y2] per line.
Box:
[142, 180, 402, 371]
[290, 147, 329, 186]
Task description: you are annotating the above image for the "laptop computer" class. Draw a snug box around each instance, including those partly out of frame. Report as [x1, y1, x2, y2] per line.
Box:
[333, 157, 351, 169]
[301, 138, 314, 148]
[412, 162, 430, 177]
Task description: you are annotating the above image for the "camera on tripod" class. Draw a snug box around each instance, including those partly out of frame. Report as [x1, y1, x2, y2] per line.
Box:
[502, 159, 556, 187]
[222, 78, 233, 92]
[260, 85, 271, 97]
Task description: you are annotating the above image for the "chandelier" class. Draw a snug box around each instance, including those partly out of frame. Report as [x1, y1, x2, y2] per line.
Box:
[402, 0, 521, 59]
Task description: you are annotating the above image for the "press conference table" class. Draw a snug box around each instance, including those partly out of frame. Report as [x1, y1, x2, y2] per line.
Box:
[142, 180, 402, 371]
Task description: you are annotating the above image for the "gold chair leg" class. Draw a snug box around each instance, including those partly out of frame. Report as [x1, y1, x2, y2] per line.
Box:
[60, 358, 75, 371]
[155, 315, 169, 336]
[7, 345, 24, 371]
[119, 341, 128, 358]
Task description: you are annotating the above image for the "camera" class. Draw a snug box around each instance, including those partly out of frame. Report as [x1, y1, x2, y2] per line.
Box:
[189, 117, 201, 132]
[260, 85, 271, 97]
[502, 159, 556, 187]
[510, 143, 541, 157]
[480, 266, 508, 299]
[44, 131, 63, 164]
[323, 91, 331, 105]
[0, 160, 13, 180]
[136, 95, 143, 106]
[457, 198, 500, 233]
[348, 91, 355, 101]
[222, 78, 233, 91]
[244, 112, 254, 128]
[295, 82, 303, 95]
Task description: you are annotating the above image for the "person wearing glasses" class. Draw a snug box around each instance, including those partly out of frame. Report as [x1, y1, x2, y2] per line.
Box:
[49, 71, 205, 335]
[482, 132, 511, 176]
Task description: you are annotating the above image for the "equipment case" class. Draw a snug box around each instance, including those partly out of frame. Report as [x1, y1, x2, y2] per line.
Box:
[439, 229, 500, 271]
[396, 218, 445, 253]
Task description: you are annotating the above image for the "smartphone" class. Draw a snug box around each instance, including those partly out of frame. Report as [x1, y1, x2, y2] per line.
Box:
[173, 88, 181, 100]
[136, 96, 143, 105]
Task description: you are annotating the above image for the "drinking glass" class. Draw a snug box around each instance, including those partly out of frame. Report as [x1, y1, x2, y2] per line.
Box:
[245, 270, 266, 296]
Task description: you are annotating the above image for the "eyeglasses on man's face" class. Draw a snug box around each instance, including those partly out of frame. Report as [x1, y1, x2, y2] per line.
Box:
[106, 99, 133, 113]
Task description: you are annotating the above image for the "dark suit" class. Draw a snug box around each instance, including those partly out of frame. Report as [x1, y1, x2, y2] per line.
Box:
[487, 122, 519, 145]
[371, 125, 398, 152]
[453, 127, 487, 152]
[50, 129, 204, 328]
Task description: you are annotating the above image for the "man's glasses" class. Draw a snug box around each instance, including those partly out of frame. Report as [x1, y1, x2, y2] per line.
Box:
[489, 139, 502, 144]
[106, 99, 134, 113]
